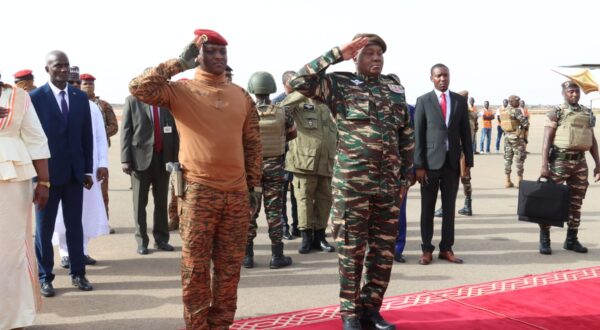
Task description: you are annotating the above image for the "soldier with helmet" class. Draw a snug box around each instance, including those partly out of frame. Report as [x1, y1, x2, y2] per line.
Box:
[538, 81, 600, 255]
[501, 95, 529, 188]
[280, 88, 337, 254]
[244, 71, 297, 269]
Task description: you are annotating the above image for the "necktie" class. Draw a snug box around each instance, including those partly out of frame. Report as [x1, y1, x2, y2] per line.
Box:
[152, 105, 163, 153]
[440, 92, 447, 122]
[59, 91, 69, 121]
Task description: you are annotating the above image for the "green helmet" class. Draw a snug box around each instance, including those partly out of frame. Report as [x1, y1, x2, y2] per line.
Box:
[247, 71, 276, 95]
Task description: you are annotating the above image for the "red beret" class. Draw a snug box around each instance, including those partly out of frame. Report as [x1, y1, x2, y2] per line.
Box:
[194, 29, 228, 46]
[14, 69, 33, 79]
[80, 73, 96, 81]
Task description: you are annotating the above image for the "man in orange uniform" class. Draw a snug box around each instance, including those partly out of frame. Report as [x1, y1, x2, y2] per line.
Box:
[129, 29, 262, 330]
[480, 101, 494, 153]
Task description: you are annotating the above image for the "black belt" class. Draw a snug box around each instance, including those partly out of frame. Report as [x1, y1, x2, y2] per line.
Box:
[555, 151, 584, 161]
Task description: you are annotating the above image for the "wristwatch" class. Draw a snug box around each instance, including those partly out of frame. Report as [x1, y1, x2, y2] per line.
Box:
[251, 186, 263, 193]
[38, 180, 51, 188]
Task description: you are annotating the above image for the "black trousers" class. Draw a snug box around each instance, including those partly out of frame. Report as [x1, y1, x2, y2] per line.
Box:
[420, 154, 460, 252]
[131, 152, 170, 247]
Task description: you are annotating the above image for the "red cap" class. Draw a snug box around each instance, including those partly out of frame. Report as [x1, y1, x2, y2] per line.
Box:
[193, 29, 228, 45]
[80, 73, 96, 81]
[14, 69, 33, 78]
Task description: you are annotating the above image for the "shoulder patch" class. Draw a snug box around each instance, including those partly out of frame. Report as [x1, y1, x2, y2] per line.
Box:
[388, 84, 404, 93]
[303, 103, 315, 110]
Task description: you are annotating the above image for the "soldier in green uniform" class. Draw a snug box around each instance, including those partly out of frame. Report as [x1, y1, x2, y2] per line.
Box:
[244, 71, 297, 269]
[538, 81, 600, 255]
[290, 34, 414, 330]
[280, 90, 337, 254]
[501, 95, 529, 188]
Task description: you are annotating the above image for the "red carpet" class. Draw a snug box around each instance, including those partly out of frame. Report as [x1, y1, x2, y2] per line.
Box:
[232, 266, 600, 329]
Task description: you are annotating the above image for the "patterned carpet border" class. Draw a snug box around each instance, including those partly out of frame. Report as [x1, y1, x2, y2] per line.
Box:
[231, 266, 600, 329]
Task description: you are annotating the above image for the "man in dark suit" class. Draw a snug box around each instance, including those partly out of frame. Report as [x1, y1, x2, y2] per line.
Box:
[414, 63, 473, 265]
[121, 95, 179, 255]
[31, 50, 94, 296]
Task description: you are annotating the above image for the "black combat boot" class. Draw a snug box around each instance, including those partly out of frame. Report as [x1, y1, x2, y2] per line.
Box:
[312, 229, 335, 252]
[298, 230, 312, 254]
[243, 242, 254, 268]
[342, 315, 362, 330]
[564, 228, 588, 253]
[360, 309, 396, 330]
[457, 198, 472, 216]
[539, 228, 552, 255]
[434, 208, 443, 218]
[270, 243, 293, 269]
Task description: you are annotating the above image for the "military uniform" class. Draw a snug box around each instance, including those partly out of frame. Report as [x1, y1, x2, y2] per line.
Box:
[245, 71, 296, 269]
[13, 70, 37, 92]
[501, 105, 529, 186]
[281, 91, 337, 253]
[540, 103, 597, 253]
[290, 46, 414, 319]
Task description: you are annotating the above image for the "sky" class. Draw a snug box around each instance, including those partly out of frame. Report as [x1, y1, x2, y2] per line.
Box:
[2, 0, 600, 106]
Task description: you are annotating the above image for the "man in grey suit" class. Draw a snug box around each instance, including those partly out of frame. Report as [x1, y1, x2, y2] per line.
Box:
[414, 63, 473, 265]
[121, 95, 179, 254]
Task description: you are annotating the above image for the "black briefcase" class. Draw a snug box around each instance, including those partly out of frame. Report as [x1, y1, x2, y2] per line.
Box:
[517, 178, 571, 227]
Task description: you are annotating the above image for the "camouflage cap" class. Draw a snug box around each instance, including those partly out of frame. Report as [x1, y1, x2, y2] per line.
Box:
[353, 33, 387, 53]
[562, 80, 580, 90]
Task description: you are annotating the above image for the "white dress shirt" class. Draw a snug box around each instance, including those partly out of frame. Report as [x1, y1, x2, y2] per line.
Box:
[433, 89, 451, 150]
[48, 82, 69, 110]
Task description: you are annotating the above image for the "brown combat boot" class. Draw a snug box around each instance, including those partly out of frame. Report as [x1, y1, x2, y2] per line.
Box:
[505, 174, 514, 188]
[516, 175, 523, 188]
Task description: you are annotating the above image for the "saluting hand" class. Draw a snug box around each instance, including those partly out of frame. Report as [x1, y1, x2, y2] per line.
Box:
[340, 37, 369, 60]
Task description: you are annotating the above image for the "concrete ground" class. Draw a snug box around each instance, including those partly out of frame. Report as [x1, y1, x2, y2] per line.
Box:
[31, 114, 600, 329]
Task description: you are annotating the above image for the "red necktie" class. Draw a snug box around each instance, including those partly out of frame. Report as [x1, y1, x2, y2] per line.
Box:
[440, 92, 447, 122]
[152, 105, 163, 153]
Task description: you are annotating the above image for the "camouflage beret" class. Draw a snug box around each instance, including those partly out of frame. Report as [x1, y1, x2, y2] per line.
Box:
[562, 80, 580, 90]
[353, 33, 387, 53]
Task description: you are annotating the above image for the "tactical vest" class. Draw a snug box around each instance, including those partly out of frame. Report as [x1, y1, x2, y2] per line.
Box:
[500, 108, 519, 132]
[257, 104, 285, 157]
[554, 105, 594, 151]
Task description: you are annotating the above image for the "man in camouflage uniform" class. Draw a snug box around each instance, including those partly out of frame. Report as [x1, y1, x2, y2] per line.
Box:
[129, 29, 262, 329]
[13, 69, 37, 91]
[495, 99, 508, 153]
[281, 90, 336, 254]
[538, 81, 600, 255]
[434, 90, 476, 217]
[243, 71, 296, 269]
[290, 34, 413, 330]
[501, 95, 529, 188]
[80, 73, 119, 233]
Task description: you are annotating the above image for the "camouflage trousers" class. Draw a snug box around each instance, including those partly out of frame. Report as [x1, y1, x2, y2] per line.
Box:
[168, 175, 179, 225]
[331, 188, 400, 317]
[293, 173, 332, 230]
[248, 156, 284, 245]
[504, 135, 527, 176]
[540, 157, 589, 230]
[460, 174, 472, 199]
[179, 182, 250, 330]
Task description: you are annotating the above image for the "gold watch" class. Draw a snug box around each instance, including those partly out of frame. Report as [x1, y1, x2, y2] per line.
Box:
[38, 180, 51, 188]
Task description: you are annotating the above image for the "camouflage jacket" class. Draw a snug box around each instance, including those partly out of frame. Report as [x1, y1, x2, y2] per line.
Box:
[93, 96, 118, 145]
[503, 106, 529, 138]
[290, 47, 414, 193]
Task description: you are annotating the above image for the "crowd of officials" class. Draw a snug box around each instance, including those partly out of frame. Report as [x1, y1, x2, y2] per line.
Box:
[1, 28, 599, 330]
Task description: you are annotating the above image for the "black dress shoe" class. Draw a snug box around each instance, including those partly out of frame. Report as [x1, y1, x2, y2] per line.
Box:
[109, 226, 116, 234]
[137, 246, 149, 255]
[40, 282, 55, 297]
[85, 255, 97, 265]
[154, 241, 174, 251]
[361, 311, 396, 330]
[72, 275, 93, 291]
[342, 316, 362, 330]
[394, 253, 406, 263]
[60, 256, 70, 269]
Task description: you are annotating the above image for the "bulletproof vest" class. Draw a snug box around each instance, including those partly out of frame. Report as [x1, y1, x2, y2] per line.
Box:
[500, 107, 519, 132]
[257, 104, 285, 157]
[554, 105, 594, 151]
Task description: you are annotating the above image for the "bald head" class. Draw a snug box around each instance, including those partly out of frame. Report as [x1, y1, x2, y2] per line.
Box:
[45, 50, 70, 89]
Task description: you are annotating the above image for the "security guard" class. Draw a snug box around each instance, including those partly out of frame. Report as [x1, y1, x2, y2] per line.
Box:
[244, 71, 297, 269]
[501, 95, 529, 188]
[13, 70, 37, 91]
[281, 90, 337, 254]
[539, 81, 600, 255]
